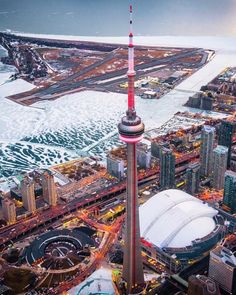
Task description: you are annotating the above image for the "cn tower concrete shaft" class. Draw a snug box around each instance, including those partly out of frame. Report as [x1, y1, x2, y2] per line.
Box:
[118, 2, 144, 293]
[123, 143, 144, 293]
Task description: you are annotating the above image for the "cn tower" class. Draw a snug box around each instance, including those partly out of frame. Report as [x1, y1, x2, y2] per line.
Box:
[118, 1, 145, 293]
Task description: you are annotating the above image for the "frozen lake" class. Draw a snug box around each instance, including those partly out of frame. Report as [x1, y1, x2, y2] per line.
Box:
[0, 35, 235, 178]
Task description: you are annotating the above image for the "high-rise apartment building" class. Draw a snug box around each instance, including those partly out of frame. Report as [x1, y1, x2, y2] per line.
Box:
[209, 243, 236, 294]
[151, 141, 168, 159]
[2, 198, 16, 224]
[137, 143, 151, 169]
[223, 170, 236, 213]
[160, 147, 175, 189]
[21, 176, 36, 213]
[188, 275, 221, 295]
[186, 162, 200, 195]
[218, 120, 236, 168]
[212, 145, 228, 190]
[41, 170, 57, 206]
[200, 125, 215, 177]
[230, 146, 236, 172]
[107, 155, 125, 180]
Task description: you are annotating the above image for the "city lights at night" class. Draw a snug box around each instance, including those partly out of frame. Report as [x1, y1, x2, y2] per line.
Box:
[0, 1, 236, 295]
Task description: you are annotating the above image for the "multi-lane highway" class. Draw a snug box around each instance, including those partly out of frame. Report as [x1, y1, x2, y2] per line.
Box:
[0, 147, 201, 248]
[0, 168, 158, 247]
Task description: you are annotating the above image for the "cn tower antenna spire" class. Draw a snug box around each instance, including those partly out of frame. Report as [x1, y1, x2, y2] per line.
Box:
[118, 1, 145, 293]
[127, 0, 135, 113]
[129, 3, 133, 37]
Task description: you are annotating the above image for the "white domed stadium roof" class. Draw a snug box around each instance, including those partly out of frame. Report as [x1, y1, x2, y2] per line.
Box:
[139, 189, 218, 248]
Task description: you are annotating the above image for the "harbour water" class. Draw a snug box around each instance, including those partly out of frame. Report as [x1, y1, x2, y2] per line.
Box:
[0, 0, 235, 37]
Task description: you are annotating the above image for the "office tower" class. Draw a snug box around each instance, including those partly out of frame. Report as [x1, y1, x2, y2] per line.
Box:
[200, 95, 213, 111]
[218, 120, 236, 168]
[209, 243, 236, 294]
[160, 147, 175, 189]
[2, 198, 16, 224]
[117, 2, 144, 293]
[223, 170, 236, 213]
[41, 170, 57, 206]
[212, 145, 228, 190]
[200, 125, 215, 177]
[107, 155, 125, 180]
[230, 146, 236, 172]
[186, 162, 200, 195]
[21, 176, 36, 213]
[151, 140, 168, 158]
[137, 143, 151, 169]
[188, 275, 221, 295]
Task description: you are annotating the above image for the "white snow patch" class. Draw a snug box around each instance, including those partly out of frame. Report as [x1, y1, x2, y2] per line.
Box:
[96, 74, 126, 84]
[0, 72, 14, 86]
[0, 178, 16, 193]
[0, 78, 35, 97]
[0, 62, 17, 85]
[13, 33, 236, 52]
[144, 273, 160, 282]
[68, 267, 115, 295]
[0, 46, 235, 142]
[0, 46, 8, 57]
[0, 79, 39, 140]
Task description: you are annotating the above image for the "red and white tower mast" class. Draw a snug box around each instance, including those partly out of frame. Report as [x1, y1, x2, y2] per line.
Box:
[118, 2, 145, 294]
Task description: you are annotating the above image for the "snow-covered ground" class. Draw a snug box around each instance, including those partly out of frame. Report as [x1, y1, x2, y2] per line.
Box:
[176, 53, 236, 91]
[13, 33, 236, 52]
[0, 78, 35, 98]
[68, 267, 115, 295]
[0, 35, 235, 178]
[0, 78, 39, 140]
[146, 112, 227, 139]
[0, 47, 14, 85]
[0, 63, 17, 86]
[0, 46, 8, 57]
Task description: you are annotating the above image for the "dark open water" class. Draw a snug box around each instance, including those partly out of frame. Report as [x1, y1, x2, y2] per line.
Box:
[0, 0, 235, 36]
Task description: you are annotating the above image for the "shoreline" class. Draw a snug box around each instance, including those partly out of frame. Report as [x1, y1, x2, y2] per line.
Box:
[5, 31, 236, 50]
[0, 34, 235, 178]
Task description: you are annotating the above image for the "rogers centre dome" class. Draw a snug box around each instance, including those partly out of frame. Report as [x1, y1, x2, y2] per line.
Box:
[139, 189, 222, 251]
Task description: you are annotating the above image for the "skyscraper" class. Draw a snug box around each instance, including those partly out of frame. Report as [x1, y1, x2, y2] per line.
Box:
[186, 162, 200, 195]
[151, 140, 168, 159]
[137, 143, 151, 169]
[212, 145, 228, 190]
[21, 176, 36, 213]
[209, 243, 236, 294]
[107, 154, 124, 180]
[118, 2, 144, 293]
[230, 146, 236, 172]
[200, 125, 215, 177]
[223, 170, 236, 213]
[160, 147, 175, 189]
[2, 198, 16, 224]
[188, 275, 221, 295]
[218, 120, 236, 168]
[41, 170, 57, 206]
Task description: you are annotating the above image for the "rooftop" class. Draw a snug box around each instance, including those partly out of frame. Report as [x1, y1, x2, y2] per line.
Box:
[139, 189, 218, 248]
